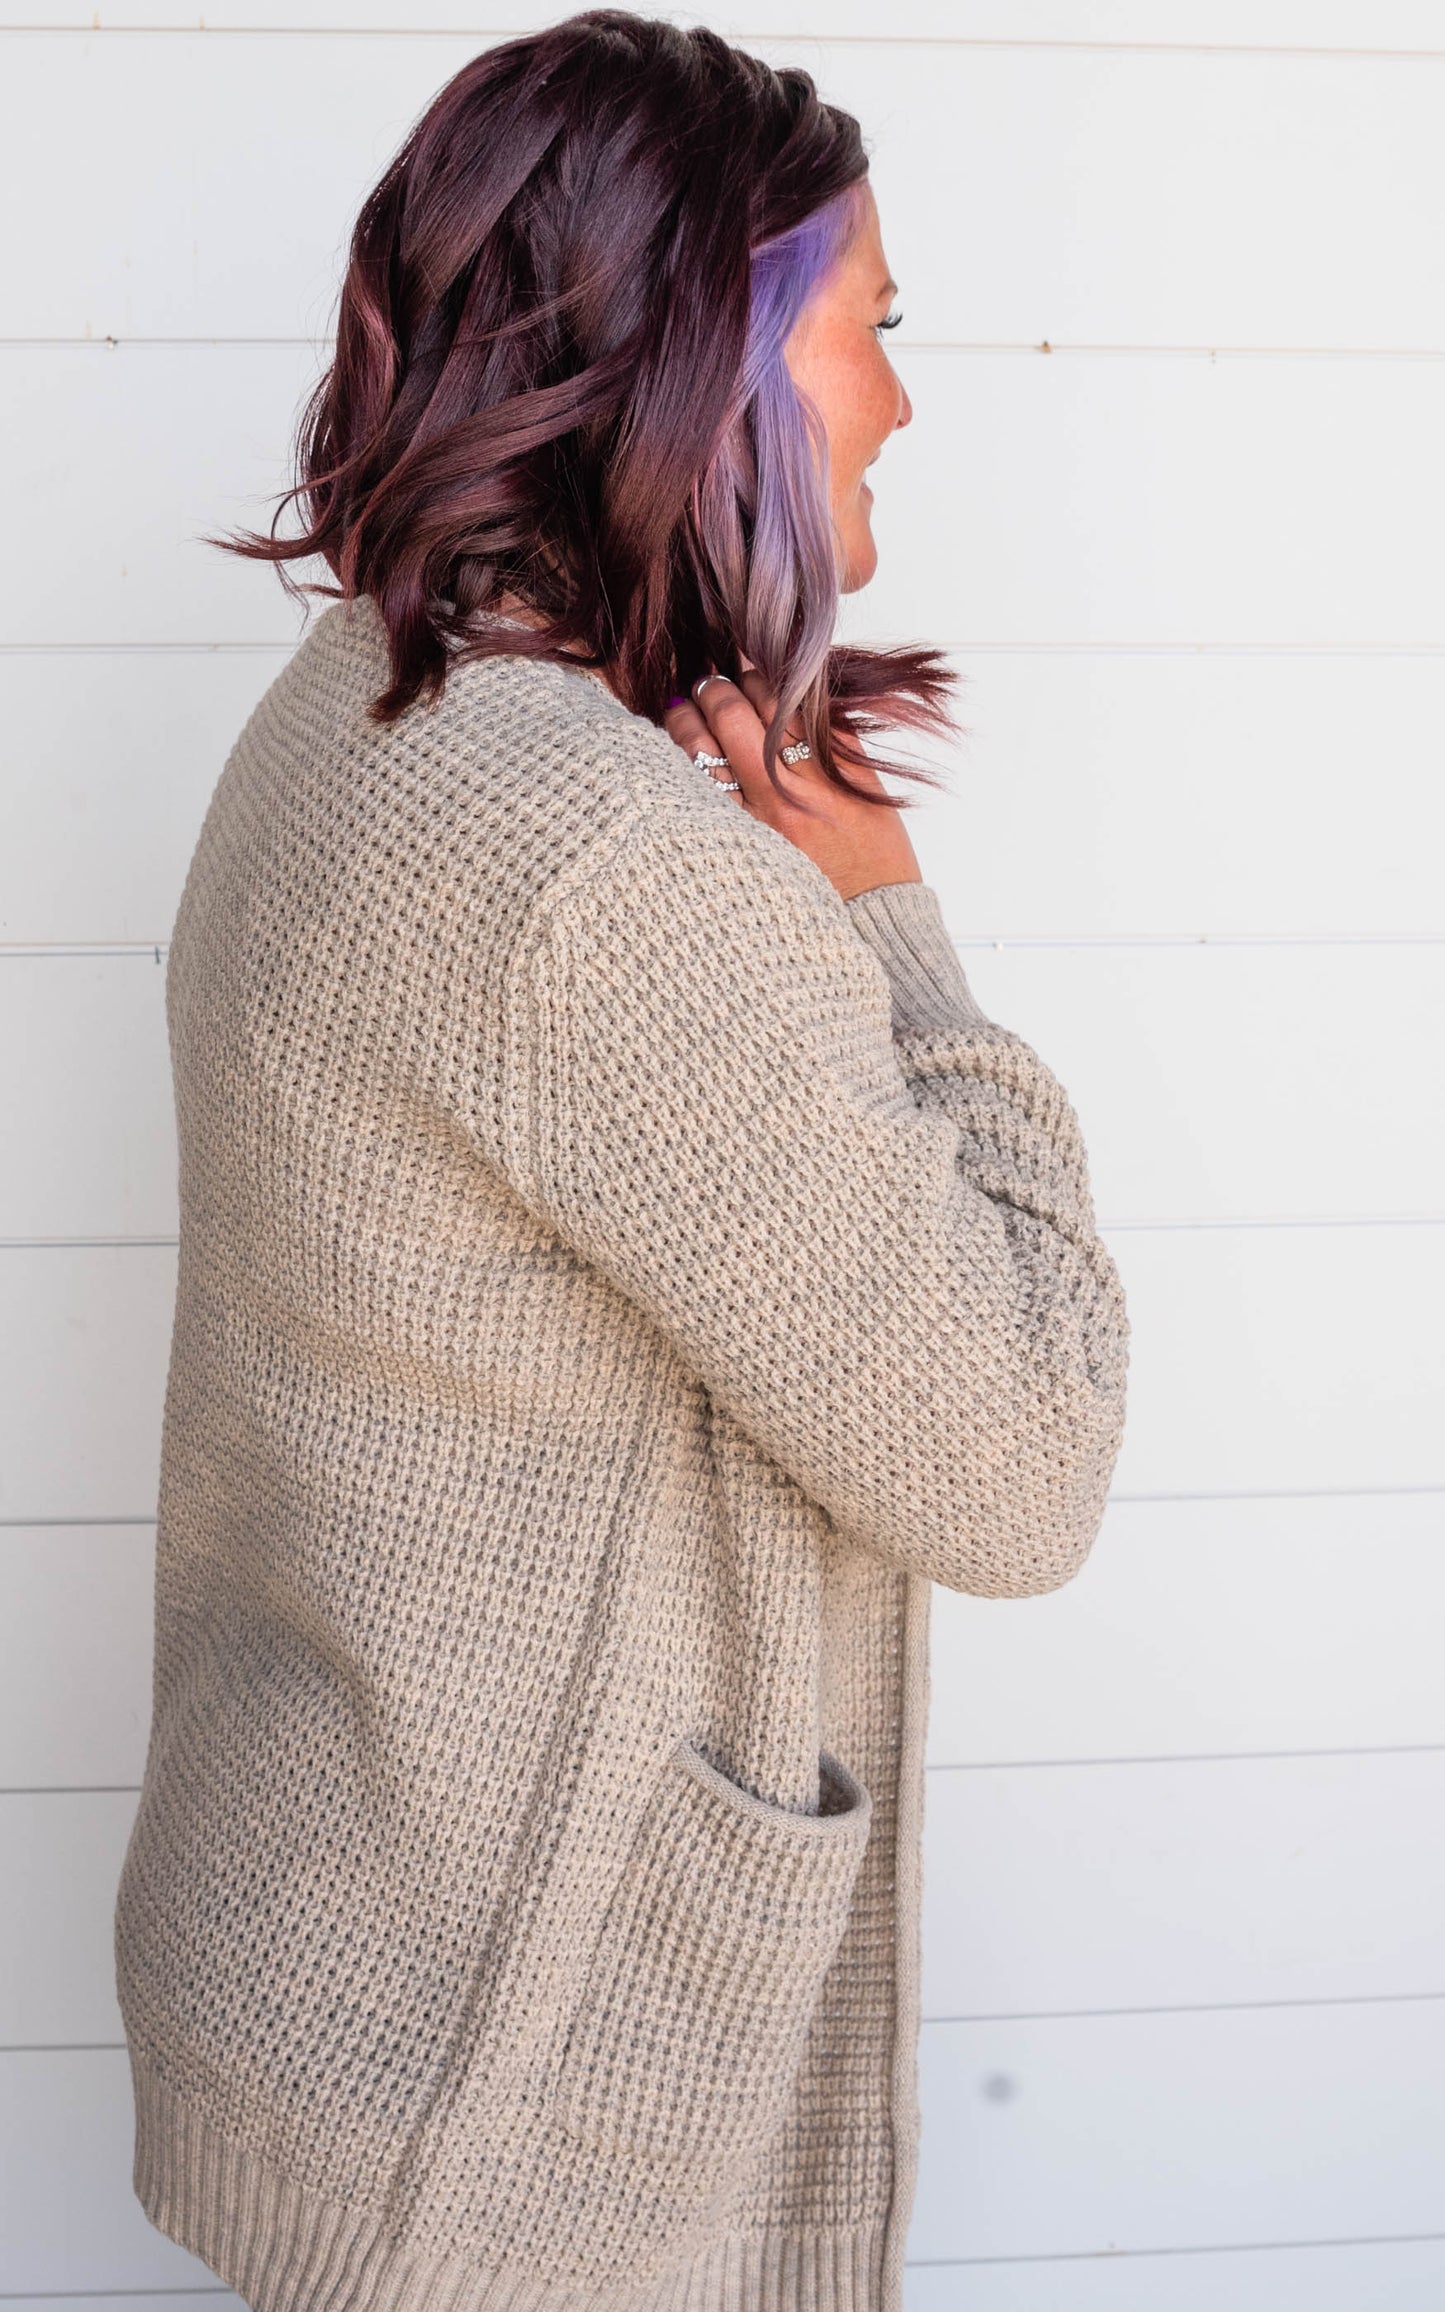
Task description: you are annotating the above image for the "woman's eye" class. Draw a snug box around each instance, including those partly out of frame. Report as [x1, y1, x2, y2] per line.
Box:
[875, 307, 903, 335]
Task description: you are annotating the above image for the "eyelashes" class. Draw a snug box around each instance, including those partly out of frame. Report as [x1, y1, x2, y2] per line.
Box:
[876, 307, 903, 334]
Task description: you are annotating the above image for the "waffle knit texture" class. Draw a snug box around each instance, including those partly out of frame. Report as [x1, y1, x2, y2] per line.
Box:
[114, 596, 1130, 2312]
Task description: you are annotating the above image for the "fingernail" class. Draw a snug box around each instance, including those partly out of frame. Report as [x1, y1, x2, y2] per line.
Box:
[665, 694, 686, 709]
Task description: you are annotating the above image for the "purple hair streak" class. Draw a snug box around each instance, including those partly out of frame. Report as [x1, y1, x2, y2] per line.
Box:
[215, 9, 957, 803]
[692, 184, 869, 784]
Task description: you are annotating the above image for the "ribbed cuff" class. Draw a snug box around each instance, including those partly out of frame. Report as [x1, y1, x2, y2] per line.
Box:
[843, 881, 988, 1038]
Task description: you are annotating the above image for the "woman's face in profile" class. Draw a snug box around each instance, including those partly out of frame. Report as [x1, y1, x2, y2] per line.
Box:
[784, 179, 913, 594]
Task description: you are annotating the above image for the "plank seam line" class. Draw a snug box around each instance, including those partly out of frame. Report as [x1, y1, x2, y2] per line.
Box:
[8, 933, 1445, 953]
[0, 1516, 162, 1527]
[936, 644, 1445, 656]
[929, 1742, 1445, 1772]
[0, 944, 169, 959]
[954, 933, 1445, 947]
[907, 2230, 1445, 2268]
[9, 1986, 1445, 2056]
[1102, 1216, 1445, 1231]
[1111, 1483, 1445, 1500]
[4, 28, 1445, 61]
[9, 1741, 1445, 1797]
[4, 2042, 133, 2052]
[3, 1485, 1440, 1529]
[923, 1989, 1445, 2024]
[0, 1237, 181, 1250]
[0, 642, 296, 654]
[8, 642, 1445, 658]
[19, 1743, 1445, 1797]
[10, 337, 1445, 362]
[4, 1215, 1444, 1246]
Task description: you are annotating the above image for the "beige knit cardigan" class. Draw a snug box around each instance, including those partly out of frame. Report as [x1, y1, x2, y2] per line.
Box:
[114, 595, 1130, 2312]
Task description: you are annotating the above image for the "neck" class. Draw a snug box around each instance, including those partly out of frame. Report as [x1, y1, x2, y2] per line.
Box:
[490, 595, 618, 702]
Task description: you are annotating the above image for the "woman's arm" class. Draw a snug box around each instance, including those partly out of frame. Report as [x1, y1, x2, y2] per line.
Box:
[496, 801, 1129, 1597]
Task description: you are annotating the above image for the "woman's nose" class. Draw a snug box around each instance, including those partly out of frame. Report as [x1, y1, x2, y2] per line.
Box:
[894, 375, 913, 432]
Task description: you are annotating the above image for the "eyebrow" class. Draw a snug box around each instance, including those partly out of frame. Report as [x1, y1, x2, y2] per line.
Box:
[877, 276, 899, 300]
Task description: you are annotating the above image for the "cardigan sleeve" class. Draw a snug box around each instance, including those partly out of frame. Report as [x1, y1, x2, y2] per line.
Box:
[495, 807, 1129, 1598]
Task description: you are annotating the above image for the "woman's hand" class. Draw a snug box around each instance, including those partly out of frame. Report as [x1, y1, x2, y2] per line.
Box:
[663, 671, 922, 903]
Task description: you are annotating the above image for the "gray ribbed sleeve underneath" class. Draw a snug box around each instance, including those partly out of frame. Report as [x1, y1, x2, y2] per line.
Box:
[842, 880, 990, 1037]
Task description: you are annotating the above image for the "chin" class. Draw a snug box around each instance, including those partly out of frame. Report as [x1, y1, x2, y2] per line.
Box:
[837, 527, 879, 594]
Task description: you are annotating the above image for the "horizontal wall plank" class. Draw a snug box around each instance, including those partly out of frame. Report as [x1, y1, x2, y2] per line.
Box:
[1109, 1221, 1443, 1498]
[7, 345, 1444, 648]
[955, 939, 1445, 1223]
[6, 37, 1445, 347]
[0, 1528, 154, 1789]
[5, 4, 1445, 54]
[0, 2050, 217, 2293]
[4, 647, 1443, 945]
[0, 1791, 136, 2044]
[0, 1248, 174, 1524]
[920, 1748, 1445, 2018]
[902, 2234, 1445, 2311]
[0, 957, 174, 1238]
[0, 346, 321, 648]
[2, 32, 454, 343]
[9, 1744, 1441, 2042]
[0, 649, 285, 946]
[0, 1224, 1439, 1522]
[1, 2299, 237, 2312]
[13, 2249, 1445, 2312]
[852, 349, 1445, 649]
[4, 1500, 1439, 1795]
[5, 940, 1439, 1236]
[5, 2017, 1441, 2287]
[909, 647, 1445, 938]
[927, 1490, 1445, 1765]
[865, 44, 1445, 351]
[910, 2001, 1445, 2261]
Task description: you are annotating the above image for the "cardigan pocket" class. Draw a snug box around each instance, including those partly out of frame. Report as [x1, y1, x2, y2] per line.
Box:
[553, 1735, 872, 2168]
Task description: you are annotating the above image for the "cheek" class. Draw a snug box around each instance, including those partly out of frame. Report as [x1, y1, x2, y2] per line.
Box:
[841, 359, 902, 486]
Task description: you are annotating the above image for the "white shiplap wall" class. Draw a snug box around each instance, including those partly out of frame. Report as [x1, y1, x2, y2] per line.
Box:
[1, 6, 1442, 2308]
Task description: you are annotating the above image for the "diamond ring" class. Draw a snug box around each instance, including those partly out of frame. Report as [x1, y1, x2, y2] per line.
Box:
[691, 750, 731, 773]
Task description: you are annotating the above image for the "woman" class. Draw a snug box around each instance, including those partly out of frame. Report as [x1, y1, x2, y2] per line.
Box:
[114, 14, 1129, 2312]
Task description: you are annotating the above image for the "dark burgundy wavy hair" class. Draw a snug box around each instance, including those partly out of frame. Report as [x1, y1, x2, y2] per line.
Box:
[218, 8, 957, 801]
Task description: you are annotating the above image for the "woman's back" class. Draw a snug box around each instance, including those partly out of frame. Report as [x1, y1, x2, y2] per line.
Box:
[121, 594, 897, 2289]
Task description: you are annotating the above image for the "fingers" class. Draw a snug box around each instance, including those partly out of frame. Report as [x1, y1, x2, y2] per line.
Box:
[660, 669, 812, 813]
[734, 667, 811, 781]
[727, 669, 825, 815]
[661, 672, 767, 803]
[661, 693, 748, 811]
[661, 694, 719, 765]
[689, 673, 768, 791]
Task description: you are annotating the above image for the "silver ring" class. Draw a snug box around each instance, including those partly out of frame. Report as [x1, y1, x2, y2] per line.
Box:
[691, 750, 731, 772]
[779, 740, 812, 766]
[693, 672, 732, 698]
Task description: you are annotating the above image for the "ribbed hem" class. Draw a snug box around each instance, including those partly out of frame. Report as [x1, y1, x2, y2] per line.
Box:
[842, 882, 988, 1038]
[130, 2057, 888, 2312]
